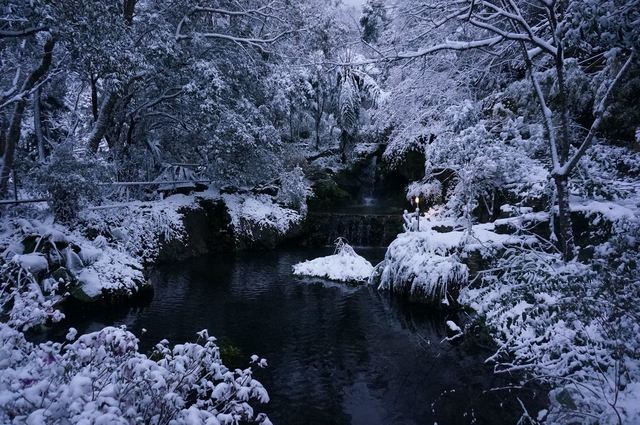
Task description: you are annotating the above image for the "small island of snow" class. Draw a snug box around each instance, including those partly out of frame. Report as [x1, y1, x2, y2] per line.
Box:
[293, 239, 373, 283]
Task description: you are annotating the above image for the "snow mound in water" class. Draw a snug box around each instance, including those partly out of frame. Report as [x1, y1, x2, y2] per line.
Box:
[293, 240, 373, 283]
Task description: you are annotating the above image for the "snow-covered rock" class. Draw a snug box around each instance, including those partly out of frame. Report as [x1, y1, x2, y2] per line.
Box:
[12, 253, 48, 274]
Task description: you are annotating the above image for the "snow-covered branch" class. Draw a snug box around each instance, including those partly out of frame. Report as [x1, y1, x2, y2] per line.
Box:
[174, 3, 295, 51]
[556, 52, 636, 177]
[0, 26, 47, 39]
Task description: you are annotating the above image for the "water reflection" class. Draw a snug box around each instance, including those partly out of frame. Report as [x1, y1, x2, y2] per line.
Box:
[42, 248, 543, 424]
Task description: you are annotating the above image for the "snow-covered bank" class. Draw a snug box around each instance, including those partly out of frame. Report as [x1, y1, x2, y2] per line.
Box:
[293, 240, 373, 283]
[376, 194, 640, 422]
[371, 212, 547, 305]
[223, 193, 304, 250]
[447, 205, 640, 423]
[1, 190, 307, 332]
[0, 218, 148, 331]
[82, 191, 305, 262]
[81, 191, 218, 264]
[0, 184, 310, 423]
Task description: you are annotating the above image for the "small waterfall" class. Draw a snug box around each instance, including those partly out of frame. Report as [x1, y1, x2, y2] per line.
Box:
[304, 213, 403, 247]
[361, 155, 378, 206]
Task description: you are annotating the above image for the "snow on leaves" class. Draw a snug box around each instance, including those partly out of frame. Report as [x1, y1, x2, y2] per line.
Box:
[0, 325, 272, 424]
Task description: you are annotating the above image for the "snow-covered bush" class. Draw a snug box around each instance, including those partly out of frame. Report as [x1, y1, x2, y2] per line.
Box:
[0, 257, 64, 331]
[461, 217, 640, 424]
[35, 144, 108, 223]
[425, 120, 549, 219]
[574, 142, 640, 200]
[0, 325, 272, 425]
[293, 238, 373, 283]
[209, 107, 284, 187]
[374, 232, 468, 305]
[277, 166, 311, 214]
[406, 180, 442, 206]
[223, 194, 302, 244]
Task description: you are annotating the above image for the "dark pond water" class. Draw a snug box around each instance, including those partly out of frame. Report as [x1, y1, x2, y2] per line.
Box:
[45, 248, 543, 425]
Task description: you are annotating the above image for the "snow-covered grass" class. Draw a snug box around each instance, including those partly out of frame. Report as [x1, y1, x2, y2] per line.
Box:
[0, 324, 272, 425]
[293, 239, 373, 283]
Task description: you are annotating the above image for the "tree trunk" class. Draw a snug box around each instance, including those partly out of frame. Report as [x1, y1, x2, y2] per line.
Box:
[0, 37, 55, 197]
[555, 51, 570, 164]
[126, 116, 135, 146]
[0, 102, 27, 197]
[340, 130, 354, 163]
[315, 115, 321, 150]
[554, 176, 575, 260]
[553, 45, 575, 260]
[315, 88, 323, 150]
[0, 117, 7, 157]
[289, 101, 294, 142]
[87, 92, 118, 153]
[123, 0, 137, 26]
[90, 74, 99, 121]
[34, 86, 45, 162]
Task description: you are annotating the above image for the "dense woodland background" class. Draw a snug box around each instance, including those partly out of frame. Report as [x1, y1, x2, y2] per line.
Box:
[1, 0, 640, 424]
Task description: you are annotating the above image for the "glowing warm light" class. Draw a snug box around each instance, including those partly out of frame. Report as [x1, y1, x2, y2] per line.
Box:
[414, 196, 419, 205]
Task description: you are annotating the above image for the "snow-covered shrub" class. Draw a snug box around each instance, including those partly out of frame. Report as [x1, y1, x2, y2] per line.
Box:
[209, 107, 284, 187]
[0, 258, 64, 331]
[0, 219, 72, 330]
[574, 142, 640, 200]
[406, 180, 442, 206]
[375, 232, 469, 305]
[35, 144, 108, 223]
[293, 238, 373, 283]
[277, 167, 311, 214]
[461, 217, 640, 424]
[0, 325, 272, 425]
